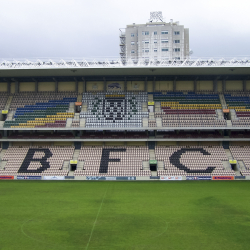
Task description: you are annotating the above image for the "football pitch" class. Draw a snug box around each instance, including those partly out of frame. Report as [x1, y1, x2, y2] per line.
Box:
[0, 181, 250, 250]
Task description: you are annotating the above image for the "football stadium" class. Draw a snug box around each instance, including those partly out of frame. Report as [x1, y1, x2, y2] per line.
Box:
[0, 58, 250, 249]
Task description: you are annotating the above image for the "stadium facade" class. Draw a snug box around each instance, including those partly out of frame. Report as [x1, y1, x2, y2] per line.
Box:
[0, 58, 250, 181]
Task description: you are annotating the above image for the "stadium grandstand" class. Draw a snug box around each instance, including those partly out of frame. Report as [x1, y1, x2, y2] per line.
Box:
[0, 58, 250, 181]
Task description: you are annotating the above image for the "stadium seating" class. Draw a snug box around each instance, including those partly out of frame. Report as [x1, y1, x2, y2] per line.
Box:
[152, 92, 226, 127]
[225, 93, 250, 127]
[0, 92, 9, 110]
[156, 146, 235, 176]
[80, 92, 148, 128]
[4, 92, 77, 128]
[0, 146, 74, 176]
[229, 146, 250, 176]
[74, 146, 151, 176]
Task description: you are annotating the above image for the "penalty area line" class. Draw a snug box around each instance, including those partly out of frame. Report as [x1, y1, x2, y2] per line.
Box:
[85, 185, 109, 250]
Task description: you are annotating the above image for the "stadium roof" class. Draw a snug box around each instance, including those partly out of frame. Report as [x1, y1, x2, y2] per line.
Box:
[0, 58, 250, 79]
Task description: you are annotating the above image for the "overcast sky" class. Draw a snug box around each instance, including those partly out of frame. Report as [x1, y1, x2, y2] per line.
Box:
[1, 0, 250, 60]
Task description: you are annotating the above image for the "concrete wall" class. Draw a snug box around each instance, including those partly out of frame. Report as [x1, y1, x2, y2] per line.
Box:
[127, 141, 146, 146]
[0, 82, 8, 92]
[20, 82, 35, 92]
[176, 81, 193, 91]
[86, 81, 104, 92]
[246, 81, 250, 91]
[78, 81, 84, 93]
[230, 141, 250, 146]
[226, 81, 243, 91]
[155, 81, 173, 91]
[83, 141, 103, 146]
[38, 82, 55, 92]
[157, 141, 177, 146]
[11, 82, 15, 93]
[58, 82, 75, 92]
[217, 81, 222, 92]
[127, 81, 144, 91]
[197, 81, 213, 91]
[54, 141, 73, 146]
[107, 81, 125, 91]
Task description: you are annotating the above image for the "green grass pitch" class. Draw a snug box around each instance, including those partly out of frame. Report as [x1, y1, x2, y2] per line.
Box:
[0, 180, 250, 250]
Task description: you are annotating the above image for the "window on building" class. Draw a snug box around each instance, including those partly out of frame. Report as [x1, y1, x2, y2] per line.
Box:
[154, 40, 157, 44]
[131, 33, 134, 37]
[174, 48, 180, 52]
[131, 50, 135, 54]
[175, 57, 180, 60]
[145, 49, 149, 53]
[144, 40, 149, 44]
[161, 40, 168, 43]
[174, 31, 180, 35]
[154, 49, 157, 52]
[131, 41, 135, 45]
[162, 48, 169, 52]
[174, 40, 180, 43]
[161, 30, 168, 34]
[154, 31, 157, 35]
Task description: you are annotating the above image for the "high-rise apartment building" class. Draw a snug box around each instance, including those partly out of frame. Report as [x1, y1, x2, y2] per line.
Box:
[120, 12, 189, 62]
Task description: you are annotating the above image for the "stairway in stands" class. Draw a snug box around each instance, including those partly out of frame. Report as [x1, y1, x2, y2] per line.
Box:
[225, 148, 241, 176]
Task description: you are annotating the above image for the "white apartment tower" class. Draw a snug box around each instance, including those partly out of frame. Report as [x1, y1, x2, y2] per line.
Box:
[120, 12, 189, 62]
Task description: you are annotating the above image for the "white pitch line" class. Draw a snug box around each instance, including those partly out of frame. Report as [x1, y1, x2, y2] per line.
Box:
[85, 186, 108, 250]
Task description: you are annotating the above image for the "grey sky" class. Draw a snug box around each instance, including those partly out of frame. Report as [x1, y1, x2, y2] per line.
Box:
[1, 0, 250, 60]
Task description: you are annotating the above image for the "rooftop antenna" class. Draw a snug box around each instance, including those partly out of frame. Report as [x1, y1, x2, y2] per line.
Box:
[149, 11, 164, 22]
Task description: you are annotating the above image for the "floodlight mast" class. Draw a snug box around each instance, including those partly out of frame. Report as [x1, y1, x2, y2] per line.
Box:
[149, 11, 164, 22]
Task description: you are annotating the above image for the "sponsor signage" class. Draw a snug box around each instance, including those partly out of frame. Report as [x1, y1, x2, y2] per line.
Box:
[186, 176, 212, 180]
[235, 176, 245, 180]
[150, 160, 157, 164]
[86, 176, 136, 181]
[223, 109, 230, 113]
[160, 176, 182, 181]
[105, 177, 117, 180]
[150, 176, 160, 179]
[212, 176, 234, 180]
[86, 176, 105, 180]
[65, 176, 75, 179]
[43, 176, 65, 180]
[148, 102, 155, 105]
[229, 160, 237, 164]
[70, 160, 78, 164]
[17, 176, 42, 180]
[0, 175, 14, 180]
[2, 110, 8, 114]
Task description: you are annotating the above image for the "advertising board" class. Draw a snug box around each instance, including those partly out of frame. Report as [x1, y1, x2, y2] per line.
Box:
[86, 176, 136, 181]
[43, 176, 65, 180]
[65, 176, 75, 179]
[212, 176, 234, 180]
[17, 176, 42, 180]
[235, 176, 245, 180]
[160, 176, 182, 181]
[0, 176, 14, 180]
[186, 176, 212, 180]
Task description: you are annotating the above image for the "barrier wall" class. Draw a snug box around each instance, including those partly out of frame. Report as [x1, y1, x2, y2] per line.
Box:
[0, 82, 8, 92]
[20, 82, 35, 92]
[2, 175, 248, 181]
[0, 80, 249, 94]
